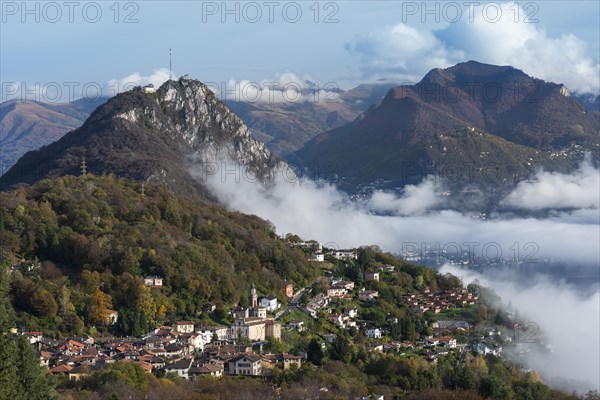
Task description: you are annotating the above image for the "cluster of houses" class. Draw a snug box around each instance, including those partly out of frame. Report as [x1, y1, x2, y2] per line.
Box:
[288, 240, 359, 263]
[402, 288, 479, 314]
[288, 264, 495, 365]
[358, 325, 502, 364]
[25, 316, 301, 382]
[28, 321, 205, 381]
[308, 250, 359, 262]
[14, 238, 516, 392]
[163, 348, 303, 379]
[302, 272, 382, 319]
[20, 284, 297, 382]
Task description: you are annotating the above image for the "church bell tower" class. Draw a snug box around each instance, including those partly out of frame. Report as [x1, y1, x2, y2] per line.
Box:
[250, 284, 258, 308]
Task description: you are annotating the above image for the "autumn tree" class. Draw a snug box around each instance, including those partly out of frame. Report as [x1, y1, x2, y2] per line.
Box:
[89, 289, 113, 325]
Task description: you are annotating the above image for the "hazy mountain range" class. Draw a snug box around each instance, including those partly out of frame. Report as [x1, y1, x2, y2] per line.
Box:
[1, 61, 598, 212]
[225, 82, 396, 157]
[0, 97, 108, 174]
[292, 61, 600, 202]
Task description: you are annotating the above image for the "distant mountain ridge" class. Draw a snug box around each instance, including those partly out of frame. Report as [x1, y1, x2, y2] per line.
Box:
[0, 97, 108, 174]
[292, 61, 599, 199]
[225, 82, 396, 157]
[0, 77, 294, 196]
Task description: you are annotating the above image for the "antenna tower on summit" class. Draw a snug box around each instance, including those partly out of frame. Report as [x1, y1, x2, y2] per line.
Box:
[169, 48, 172, 80]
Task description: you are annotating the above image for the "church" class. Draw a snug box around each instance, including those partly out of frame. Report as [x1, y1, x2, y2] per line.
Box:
[228, 285, 281, 341]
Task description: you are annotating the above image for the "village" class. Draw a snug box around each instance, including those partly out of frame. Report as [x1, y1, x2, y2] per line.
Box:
[15, 243, 526, 385]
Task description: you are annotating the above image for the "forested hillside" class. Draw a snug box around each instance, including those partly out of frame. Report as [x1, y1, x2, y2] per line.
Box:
[0, 174, 320, 335]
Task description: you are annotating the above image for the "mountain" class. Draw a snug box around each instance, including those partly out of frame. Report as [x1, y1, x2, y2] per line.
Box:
[0, 97, 108, 175]
[225, 82, 396, 157]
[292, 61, 600, 197]
[574, 93, 600, 112]
[0, 77, 295, 196]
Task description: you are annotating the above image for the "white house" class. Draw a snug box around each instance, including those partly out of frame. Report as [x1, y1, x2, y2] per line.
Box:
[425, 336, 457, 348]
[439, 336, 457, 349]
[475, 342, 502, 355]
[226, 354, 262, 376]
[174, 321, 195, 333]
[358, 290, 379, 301]
[177, 333, 204, 351]
[189, 363, 224, 379]
[309, 252, 325, 262]
[332, 250, 358, 260]
[327, 314, 345, 327]
[366, 328, 382, 339]
[288, 320, 305, 332]
[142, 83, 156, 94]
[197, 325, 228, 343]
[144, 276, 163, 287]
[260, 295, 279, 311]
[22, 331, 43, 344]
[304, 305, 319, 318]
[338, 281, 355, 290]
[327, 286, 348, 298]
[164, 358, 193, 379]
[364, 271, 380, 282]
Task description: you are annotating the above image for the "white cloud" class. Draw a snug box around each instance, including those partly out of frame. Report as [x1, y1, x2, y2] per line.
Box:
[441, 264, 600, 393]
[368, 176, 444, 216]
[192, 159, 600, 266]
[212, 72, 340, 103]
[502, 157, 600, 210]
[345, 23, 464, 83]
[107, 68, 172, 94]
[348, 2, 600, 94]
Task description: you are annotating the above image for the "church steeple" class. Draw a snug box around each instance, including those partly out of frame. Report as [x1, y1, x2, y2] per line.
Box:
[250, 284, 257, 308]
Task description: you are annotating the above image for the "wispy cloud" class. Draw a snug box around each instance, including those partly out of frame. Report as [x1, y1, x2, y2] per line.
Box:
[107, 68, 172, 94]
[191, 158, 600, 266]
[501, 156, 600, 211]
[368, 176, 444, 216]
[347, 2, 600, 94]
[210, 72, 340, 103]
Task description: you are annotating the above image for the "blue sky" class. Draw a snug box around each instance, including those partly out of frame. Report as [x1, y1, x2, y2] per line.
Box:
[1, 1, 599, 101]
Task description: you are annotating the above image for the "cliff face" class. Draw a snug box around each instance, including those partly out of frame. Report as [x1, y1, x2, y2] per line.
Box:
[1, 76, 296, 195]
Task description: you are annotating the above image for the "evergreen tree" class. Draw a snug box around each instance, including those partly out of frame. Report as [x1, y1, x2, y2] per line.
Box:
[0, 263, 18, 399]
[307, 338, 324, 366]
[139, 311, 148, 335]
[15, 335, 53, 400]
[0, 263, 53, 400]
[456, 366, 477, 391]
[132, 311, 142, 337]
[0, 333, 18, 400]
[329, 333, 354, 363]
[401, 315, 418, 341]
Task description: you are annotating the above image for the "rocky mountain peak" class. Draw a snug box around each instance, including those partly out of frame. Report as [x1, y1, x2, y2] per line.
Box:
[0, 76, 296, 194]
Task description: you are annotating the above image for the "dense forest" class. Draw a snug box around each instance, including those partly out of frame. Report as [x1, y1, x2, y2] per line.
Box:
[0, 174, 320, 335]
